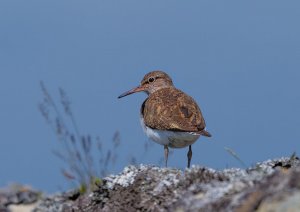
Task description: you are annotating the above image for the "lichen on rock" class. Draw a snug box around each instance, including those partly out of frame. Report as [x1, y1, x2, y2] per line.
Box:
[1, 156, 300, 212]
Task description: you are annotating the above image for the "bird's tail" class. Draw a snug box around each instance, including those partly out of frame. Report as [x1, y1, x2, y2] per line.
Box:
[199, 130, 212, 137]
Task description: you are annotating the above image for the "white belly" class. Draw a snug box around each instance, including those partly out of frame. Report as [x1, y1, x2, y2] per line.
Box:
[140, 117, 200, 148]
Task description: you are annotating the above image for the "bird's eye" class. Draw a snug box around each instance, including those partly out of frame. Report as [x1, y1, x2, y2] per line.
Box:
[148, 77, 155, 83]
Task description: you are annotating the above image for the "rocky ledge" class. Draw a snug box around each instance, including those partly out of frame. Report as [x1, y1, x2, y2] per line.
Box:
[1, 156, 300, 212]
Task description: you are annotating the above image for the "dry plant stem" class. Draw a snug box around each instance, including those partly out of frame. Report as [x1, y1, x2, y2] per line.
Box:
[59, 87, 94, 180]
[224, 147, 247, 168]
[39, 82, 92, 187]
[40, 82, 74, 166]
[39, 82, 146, 191]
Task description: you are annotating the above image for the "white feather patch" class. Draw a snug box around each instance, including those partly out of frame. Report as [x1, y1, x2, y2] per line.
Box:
[140, 117, 200, 148]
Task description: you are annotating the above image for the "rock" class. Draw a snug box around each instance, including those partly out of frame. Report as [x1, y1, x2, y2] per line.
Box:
[0, 184, 40, 211]
[33, 190, 80, 212]
[257, 192, 300, 212]
[1, 156, 300, 211]
[8, 202, 38, 212]
[62, 156, 300, 211]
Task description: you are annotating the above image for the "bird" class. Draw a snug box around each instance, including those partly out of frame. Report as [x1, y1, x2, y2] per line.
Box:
[118, 70, 211, 168]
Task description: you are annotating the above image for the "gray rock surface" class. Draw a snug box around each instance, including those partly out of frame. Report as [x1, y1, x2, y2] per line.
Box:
[1, 156, 300, 212]
[0, 184, 40, 212]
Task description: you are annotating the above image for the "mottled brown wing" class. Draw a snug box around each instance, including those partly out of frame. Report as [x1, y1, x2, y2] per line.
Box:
[142, 88, 210, 136]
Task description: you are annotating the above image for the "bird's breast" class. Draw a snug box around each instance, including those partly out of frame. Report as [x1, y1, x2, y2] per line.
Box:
[140, 117, 200, 148]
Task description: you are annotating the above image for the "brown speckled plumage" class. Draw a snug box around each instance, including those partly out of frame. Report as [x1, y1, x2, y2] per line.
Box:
[141, 87, 209, 135]
[118, 70, 211, 168]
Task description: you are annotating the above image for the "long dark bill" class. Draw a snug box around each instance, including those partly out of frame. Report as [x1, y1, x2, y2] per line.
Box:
[118, 86, 144, 99]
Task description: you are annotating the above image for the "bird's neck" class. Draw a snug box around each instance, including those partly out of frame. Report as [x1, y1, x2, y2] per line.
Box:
[147, 85, 175, 95]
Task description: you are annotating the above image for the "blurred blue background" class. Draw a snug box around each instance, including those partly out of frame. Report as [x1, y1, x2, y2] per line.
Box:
[0, 1, 300, 193]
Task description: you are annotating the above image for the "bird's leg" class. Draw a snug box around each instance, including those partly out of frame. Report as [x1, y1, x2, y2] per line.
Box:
[187, 145, 192, 168]
[164, 145, 169, 167]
